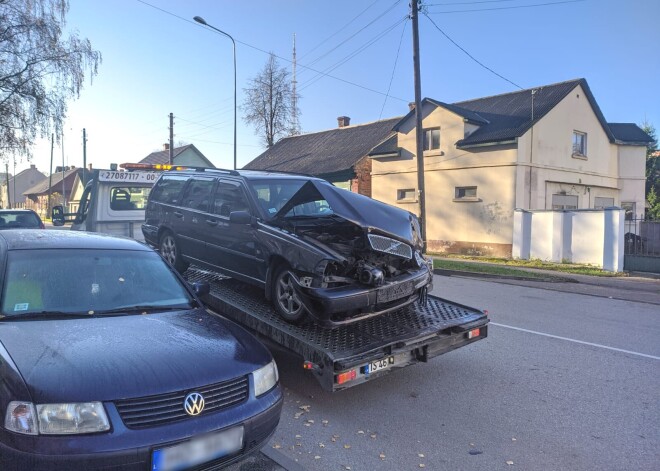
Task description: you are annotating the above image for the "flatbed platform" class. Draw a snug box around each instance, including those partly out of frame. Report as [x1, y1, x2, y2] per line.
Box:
[186, 267, 488, 391]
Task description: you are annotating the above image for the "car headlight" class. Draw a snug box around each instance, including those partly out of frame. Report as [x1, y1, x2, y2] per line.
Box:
[253, 360, 279, 397]
[4, 401, 110, 435]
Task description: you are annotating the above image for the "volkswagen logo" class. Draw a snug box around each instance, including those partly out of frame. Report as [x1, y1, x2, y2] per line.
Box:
[183, 392, 205, 416]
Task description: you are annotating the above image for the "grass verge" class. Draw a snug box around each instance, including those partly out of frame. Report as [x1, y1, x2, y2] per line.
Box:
[432, 259, 569, 280]
[432, 254, 626, 277]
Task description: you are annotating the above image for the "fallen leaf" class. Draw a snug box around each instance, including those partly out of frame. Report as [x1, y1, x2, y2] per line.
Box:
[331, 437, 337, 442]
[418, 453, 425, 458]
[304, 423, 311, 427]
[307, 419, 315, 424]
[512, 438, 517, 441]
[344, 444, 351, 449]
[370, 434, 377, 439]
[357, 430, 365, 434]
[379, 453, 386, 460]
[506, 460, 514, 465]
[272, 444, 281, 449]
[314, 456, 321, 460]
[295, 434, 302, 439]
[344, 467, 351, 470]
[319, 443, 325, 448]
[419, 465, 426, 468]
[322, 420, 329, 425]
[299, 405, 311, 412]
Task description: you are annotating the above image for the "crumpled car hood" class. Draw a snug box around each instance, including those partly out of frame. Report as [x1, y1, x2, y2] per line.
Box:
[275, 180, 422, 248]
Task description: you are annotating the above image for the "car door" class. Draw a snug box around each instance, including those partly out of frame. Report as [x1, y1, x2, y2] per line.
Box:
[204, 179, 265, 285]
[175, 177, 216, 263]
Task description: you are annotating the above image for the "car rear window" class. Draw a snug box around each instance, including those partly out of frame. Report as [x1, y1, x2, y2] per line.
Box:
[0, 212, 40, 229]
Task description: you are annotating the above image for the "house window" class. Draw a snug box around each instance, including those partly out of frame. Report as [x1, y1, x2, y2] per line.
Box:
[552, 194, 578, 210]
[621, 202, 635, 220]
[397, 188, 416, 202]
[594, 197, 614, 210]
[572, 131, 587, 157]
[454, 186, 479, 202]
[423, 128, 440, 151]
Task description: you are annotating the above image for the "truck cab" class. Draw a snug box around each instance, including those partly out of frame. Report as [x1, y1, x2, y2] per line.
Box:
[52, 168, 160, 241]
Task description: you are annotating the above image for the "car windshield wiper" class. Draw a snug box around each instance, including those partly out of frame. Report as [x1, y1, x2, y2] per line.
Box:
[0, 311, 93, 321]
[92, 305, 192, 316]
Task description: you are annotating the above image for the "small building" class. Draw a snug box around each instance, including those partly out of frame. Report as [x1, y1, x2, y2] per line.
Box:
[0, 164, 47, 209]
[140, 144, 215, 168]
[244, 116, 400, 196]
[23, 167, 82, 219]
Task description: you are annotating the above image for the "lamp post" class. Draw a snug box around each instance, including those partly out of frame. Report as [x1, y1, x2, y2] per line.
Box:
[193, 15, 237, 171]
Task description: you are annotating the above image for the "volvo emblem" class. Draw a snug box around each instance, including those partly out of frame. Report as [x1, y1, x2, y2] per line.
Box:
[183, 392, 205, 416]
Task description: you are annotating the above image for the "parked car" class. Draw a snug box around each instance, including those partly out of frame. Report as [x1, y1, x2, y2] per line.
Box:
[0, 230, 282, 471]
[0, 209, 44, 229]
[142, 169, 433, 326]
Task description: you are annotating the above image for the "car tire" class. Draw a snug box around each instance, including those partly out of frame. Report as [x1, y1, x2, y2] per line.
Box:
[159, 231, 189, 273]
[272, 264, 308, 324]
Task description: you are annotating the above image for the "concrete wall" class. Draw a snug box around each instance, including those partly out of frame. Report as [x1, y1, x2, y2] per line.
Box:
[512, 208, 624, 271]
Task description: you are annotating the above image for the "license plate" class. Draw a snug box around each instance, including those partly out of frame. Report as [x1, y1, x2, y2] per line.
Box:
[365, 356, 394, 374]
[152, 426, 244, 471]
[377, 280, 414, 303]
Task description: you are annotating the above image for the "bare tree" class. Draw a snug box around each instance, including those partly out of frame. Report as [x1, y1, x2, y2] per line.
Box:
[242, 53, 296, 148]
[0, 0, 101, 161]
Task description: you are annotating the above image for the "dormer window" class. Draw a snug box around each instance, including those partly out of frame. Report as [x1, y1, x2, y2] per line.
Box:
[423, 128, 440, 151]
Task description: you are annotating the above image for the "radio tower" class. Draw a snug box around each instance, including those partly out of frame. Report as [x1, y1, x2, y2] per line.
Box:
[291, 33, 300, 135]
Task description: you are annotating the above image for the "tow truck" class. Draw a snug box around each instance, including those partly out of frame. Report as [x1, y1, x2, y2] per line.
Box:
[51, 163, 183, 240]
[186, 267, 488, 392]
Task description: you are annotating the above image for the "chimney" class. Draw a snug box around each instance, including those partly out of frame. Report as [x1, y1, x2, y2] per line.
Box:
[408, 102, 416, 111]
[337, 116, 351, 128]
[30, 164, 36, 169]
[163, 143, 170, 151]
[88, 163, 93, 171]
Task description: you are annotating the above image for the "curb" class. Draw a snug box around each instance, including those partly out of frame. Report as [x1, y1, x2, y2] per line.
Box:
[433, 268, 576, 283]
[262, 448, 309, 471]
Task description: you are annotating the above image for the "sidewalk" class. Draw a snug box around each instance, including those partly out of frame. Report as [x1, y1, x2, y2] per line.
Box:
[433, 258, 660, 305]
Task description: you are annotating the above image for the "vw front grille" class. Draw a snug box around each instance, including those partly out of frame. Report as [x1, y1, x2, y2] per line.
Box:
[115, 376, 249, 428]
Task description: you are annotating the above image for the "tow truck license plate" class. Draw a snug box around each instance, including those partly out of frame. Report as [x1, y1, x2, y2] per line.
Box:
[366, 356, 394, 374]
[152, 426, 243, 471]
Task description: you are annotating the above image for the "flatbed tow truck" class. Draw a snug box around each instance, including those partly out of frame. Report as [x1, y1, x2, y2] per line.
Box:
[185, 267, 489, 392]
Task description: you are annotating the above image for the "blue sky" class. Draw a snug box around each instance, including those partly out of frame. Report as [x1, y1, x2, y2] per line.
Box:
[22, 0, 660, 175]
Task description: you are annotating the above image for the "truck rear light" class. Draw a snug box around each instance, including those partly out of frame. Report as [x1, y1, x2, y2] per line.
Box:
[335, 369, 357, 385]
[467, 328, 480, 339]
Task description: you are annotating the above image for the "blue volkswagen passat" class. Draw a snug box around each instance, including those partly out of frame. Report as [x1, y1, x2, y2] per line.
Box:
[0, 230, 282, 470]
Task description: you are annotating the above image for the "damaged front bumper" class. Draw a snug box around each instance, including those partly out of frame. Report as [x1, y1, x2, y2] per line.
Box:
[290, 267, 433, 327]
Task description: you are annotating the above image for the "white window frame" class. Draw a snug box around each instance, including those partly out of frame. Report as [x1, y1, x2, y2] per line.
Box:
[572, 131, 587, 158]
[396, 188, 417, 203]
[423, 128, 441, 151]
[453, 186, 480, 202]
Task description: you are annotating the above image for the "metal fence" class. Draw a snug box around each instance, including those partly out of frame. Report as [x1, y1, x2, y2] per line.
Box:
[624, 218, 660, 256]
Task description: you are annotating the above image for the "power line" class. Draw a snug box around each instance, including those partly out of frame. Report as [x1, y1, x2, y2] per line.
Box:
[299, 0, 381, 60]
[300, 0, 403, 73]
[299, 16, 408, 92]
[135, 0, 408, 102]
[425, 0, 586, 14]
[425, 0, 527, 6]
[379, 20, 408, 120]
[423, 13, 523, 89]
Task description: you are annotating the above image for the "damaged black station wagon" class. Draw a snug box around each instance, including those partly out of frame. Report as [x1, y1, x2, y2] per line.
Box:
[143, 169, 433, 326]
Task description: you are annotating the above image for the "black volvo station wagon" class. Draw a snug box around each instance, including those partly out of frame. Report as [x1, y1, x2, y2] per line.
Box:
[142, 169, 433, 326]
[0, 230, 281, 470]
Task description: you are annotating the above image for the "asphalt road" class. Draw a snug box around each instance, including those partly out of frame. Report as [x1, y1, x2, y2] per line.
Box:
[263, 274, 659, 471]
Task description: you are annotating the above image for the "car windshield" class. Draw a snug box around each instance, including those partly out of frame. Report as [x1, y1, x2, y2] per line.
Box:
[0, 211, 41, 229]
[248, 179, 334, 219]
[0, 249, 194, 318]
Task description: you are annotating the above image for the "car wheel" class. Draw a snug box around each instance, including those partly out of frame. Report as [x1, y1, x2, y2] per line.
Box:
[160, 232, 189, 273]
[272, 265, 307, 324]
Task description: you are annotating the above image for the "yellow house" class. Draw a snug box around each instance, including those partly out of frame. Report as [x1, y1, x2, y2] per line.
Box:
[370, 78, 653, 257]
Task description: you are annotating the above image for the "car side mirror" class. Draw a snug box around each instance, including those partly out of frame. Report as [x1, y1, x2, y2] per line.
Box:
[191, 282, 210, 297]
[229, 210, 254, 225]
[52, 205, 65, 226]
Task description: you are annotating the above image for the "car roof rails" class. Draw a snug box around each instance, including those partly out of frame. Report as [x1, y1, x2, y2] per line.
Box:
[188, 167, 241, 176]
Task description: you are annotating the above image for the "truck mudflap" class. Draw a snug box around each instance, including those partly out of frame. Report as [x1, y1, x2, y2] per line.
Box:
[185, 267, 488, 392]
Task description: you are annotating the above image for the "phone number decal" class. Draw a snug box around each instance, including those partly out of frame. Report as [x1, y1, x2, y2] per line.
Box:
[99, 171, 159, 183]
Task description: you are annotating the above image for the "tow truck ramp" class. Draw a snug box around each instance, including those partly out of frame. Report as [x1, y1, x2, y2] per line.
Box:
[186, 267, 488, 391]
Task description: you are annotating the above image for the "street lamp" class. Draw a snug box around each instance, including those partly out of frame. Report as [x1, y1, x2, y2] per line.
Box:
[193, 15, 237, 171]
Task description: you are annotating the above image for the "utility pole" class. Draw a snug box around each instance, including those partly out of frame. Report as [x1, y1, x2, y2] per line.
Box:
[411, 0, 427, 249]
[48, 134, 54, 215]
[82, 128, 87, 185]
[61, 132, 66, 208]
[169, 113, 174, 165]
[291, 33, 300, 135]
